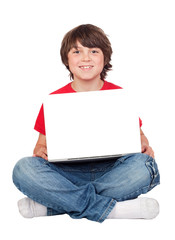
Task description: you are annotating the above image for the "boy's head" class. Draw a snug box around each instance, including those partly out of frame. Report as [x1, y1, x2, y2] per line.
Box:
[60, 24, 112, 80]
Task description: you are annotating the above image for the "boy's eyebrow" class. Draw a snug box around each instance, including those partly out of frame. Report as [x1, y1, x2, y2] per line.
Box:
[71, 45, 100, 50]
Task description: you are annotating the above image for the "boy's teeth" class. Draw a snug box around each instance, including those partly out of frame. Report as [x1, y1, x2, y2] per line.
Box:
[80, 66, 92, 69]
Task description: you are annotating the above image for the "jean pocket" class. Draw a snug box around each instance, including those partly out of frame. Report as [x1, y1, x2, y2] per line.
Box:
[145, 157, 160, 190]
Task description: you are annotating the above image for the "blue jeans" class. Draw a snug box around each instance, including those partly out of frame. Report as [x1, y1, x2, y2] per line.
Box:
[12, 153, 160, 223]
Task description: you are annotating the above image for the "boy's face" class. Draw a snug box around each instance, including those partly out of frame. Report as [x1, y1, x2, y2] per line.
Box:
[67, 41, 104, 82]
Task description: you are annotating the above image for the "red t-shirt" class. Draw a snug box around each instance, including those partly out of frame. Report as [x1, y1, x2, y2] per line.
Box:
[34, 80, 142, 135]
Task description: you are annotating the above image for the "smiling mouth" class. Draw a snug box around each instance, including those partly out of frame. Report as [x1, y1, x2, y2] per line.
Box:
[79, 65, 94, 69]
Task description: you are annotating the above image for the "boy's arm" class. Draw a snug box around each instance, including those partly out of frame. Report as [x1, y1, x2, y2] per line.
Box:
[33, 133, 48, 160]
[140, 129, 154, 158]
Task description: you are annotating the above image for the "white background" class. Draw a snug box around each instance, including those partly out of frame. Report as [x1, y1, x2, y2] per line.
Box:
[0, 0, 175, 239]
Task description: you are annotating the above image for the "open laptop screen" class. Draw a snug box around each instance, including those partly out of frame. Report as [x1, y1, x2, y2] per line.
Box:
[44, 89, 141, 162]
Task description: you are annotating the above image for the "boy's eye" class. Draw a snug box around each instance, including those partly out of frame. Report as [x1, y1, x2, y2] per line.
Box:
[91, 50, 98, 54]
[73, 50, 80, 54]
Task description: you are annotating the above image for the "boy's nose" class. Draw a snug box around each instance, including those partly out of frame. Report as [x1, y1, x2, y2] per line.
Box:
[82, 52, 91, 61]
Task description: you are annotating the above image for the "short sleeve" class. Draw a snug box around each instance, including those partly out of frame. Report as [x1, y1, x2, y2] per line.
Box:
[34, 104, 46, 135]
[139, 118, 142, 128]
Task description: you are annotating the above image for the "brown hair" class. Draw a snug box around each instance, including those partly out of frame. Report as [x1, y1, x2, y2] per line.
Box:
[60, 24, 112, 80]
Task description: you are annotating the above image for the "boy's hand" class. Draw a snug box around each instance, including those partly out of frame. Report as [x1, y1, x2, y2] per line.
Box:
[141, 143, 154, 159]
[33, 144, 48, 160]
[33, 133, 48, 160]
[140, 129, 155, 158]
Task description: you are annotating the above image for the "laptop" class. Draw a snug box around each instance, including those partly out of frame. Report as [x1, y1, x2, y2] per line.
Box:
[43, 89, 141, 162]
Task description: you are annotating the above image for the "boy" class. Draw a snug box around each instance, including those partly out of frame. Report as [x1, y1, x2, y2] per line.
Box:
[12, 24, 160, 223]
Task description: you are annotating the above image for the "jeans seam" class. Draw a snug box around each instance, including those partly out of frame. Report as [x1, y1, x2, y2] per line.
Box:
[98, 199, 116, 223]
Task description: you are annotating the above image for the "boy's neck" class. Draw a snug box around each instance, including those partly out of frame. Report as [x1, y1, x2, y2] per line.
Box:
[71, 79, 104, 92]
